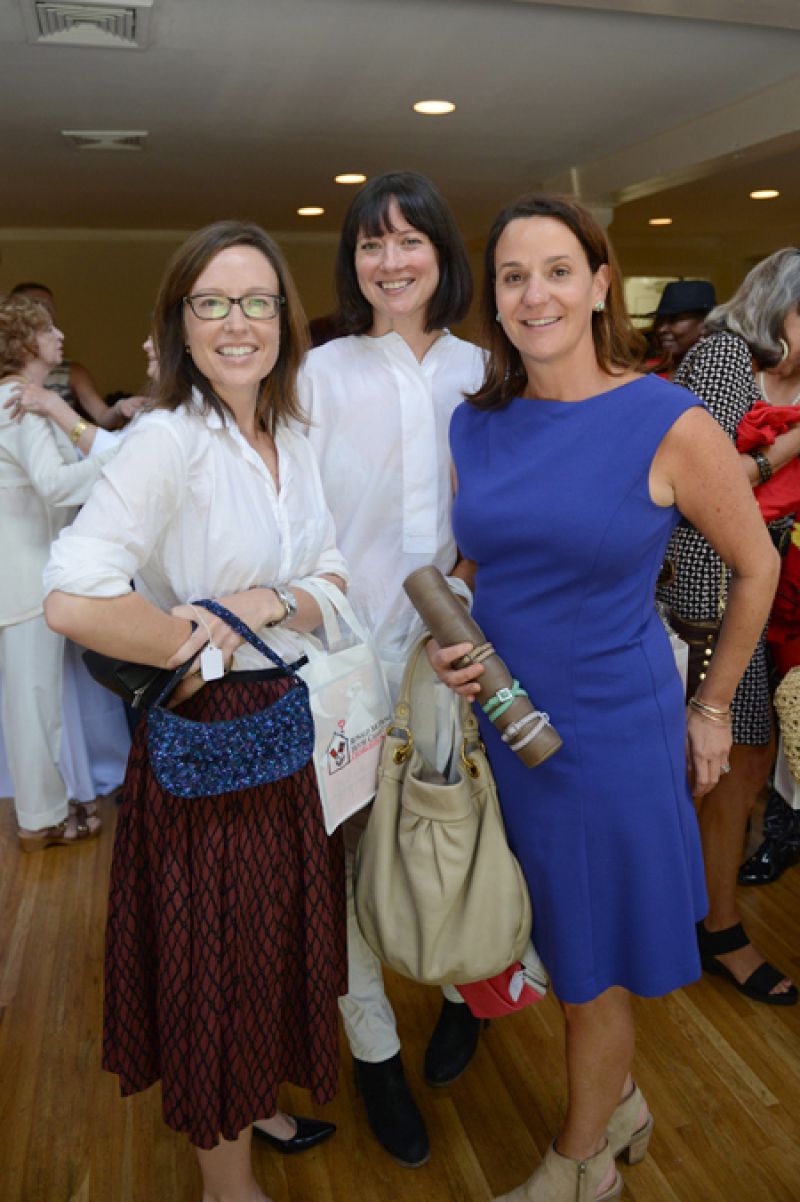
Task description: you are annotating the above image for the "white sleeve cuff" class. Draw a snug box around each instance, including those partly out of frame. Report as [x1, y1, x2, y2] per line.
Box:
[445, 574, 473, 610]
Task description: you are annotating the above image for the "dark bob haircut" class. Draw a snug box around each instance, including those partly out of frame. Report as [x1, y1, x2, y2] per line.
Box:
[469, 193, 645, 410]
[334, 170, 472, 335]
[153, 220, 309, 435]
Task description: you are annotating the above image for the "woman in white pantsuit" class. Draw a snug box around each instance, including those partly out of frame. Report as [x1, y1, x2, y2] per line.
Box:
[0, 293, 117, 849]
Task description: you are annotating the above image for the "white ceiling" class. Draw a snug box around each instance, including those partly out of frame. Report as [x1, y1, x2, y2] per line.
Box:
[1, 0, 799, 240]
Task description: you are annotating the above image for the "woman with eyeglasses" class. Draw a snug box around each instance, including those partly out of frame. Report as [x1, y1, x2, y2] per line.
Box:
[298, 170, 485, 1168]
[43, 222, 349, 1202]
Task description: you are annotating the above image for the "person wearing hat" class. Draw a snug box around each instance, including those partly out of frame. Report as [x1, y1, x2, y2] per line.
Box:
[653, 280, 716, 374]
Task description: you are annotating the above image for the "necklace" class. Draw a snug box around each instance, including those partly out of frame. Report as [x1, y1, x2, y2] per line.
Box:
[758, 370, 800, 407]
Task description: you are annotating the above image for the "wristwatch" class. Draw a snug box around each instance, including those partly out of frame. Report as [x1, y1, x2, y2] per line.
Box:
[266, 585, 298, 626]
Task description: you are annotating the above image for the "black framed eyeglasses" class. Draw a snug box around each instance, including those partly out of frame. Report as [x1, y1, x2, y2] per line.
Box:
[183, 293, 285, 321]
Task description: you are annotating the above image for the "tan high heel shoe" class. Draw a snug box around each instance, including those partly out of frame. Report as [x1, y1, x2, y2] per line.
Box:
[492, 1140, 622, 1202]
[607, 1083, 653, 1164]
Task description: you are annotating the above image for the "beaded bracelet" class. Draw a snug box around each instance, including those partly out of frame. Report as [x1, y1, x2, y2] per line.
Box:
[748, 449, 773, 484]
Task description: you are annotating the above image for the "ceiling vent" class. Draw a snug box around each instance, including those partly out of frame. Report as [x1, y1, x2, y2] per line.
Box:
[23, 0, 154, 50]
[62, 129, 149, 150]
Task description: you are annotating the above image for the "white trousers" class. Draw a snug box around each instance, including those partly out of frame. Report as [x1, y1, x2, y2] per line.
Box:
[340, 817, 403, 1063]
[0, 614, 69, 830]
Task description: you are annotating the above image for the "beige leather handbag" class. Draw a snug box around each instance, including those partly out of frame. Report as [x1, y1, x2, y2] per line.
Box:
[354, 639, 533, 986]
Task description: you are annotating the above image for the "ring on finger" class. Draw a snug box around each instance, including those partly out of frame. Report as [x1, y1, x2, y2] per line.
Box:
[720, 762, 731, 774]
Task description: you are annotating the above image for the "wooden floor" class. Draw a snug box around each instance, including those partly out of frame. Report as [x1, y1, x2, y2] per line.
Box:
[1, 792, 799, 1202]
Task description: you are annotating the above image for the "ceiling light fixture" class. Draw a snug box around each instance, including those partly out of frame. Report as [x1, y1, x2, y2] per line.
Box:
[648, 217, 673, 226]
[62, 129, 148, 150]
[335, 173, 367, 185]
[750, 189, 779, 200]
[297, 206, 325, 217]
[412, 99, 456, 115]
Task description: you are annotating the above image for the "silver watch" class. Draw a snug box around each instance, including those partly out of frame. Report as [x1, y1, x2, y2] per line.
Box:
[267, 585, 298, 626]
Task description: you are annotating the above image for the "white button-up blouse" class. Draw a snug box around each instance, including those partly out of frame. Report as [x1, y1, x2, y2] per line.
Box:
[298, 332, 485, 662]
[44, 399, 348, 669]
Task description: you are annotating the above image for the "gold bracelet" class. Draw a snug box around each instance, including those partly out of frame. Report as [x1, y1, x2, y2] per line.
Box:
[689, 694, 730, 717]
[688, 697, 732, 724]
[68, 418, 88, 445]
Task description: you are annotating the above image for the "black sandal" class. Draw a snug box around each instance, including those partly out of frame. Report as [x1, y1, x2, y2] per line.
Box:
[696, 921, 798, 1007]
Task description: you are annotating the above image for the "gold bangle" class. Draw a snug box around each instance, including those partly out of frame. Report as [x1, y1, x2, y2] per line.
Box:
[688, 697, 731, 724]
[68, 418, 88, 445]
[689, 694, 730, 717]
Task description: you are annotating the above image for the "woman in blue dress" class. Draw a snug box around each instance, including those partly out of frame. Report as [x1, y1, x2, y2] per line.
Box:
[429, 195, 778, 1202]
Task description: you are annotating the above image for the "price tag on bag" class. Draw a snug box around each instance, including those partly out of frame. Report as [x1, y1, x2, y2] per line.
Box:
[201, 644, 225, 681]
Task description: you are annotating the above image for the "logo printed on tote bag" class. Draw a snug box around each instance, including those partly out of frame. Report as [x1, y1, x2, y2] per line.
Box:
[327, 723, 351, 774]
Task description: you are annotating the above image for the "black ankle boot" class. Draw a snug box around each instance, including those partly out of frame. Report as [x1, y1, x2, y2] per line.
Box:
[423, 998, 484, 1087]
[353, 1052, 430, 1167]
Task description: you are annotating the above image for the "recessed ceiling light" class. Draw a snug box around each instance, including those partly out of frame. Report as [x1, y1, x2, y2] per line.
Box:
[412, 99, 456, 115]
[648, 217, 673, 226]
[750, 189, 779, 200]
[297, 206, 325, 217]
[335, 173, 367, 185]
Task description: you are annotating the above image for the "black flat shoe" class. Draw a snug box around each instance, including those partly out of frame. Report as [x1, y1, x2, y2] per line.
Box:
[738, 837, 800, 886]
[353, 1052, 429, 1167]
[423, 998, 485, 1087]
[696, 921, 798, 1007]
[252, 1114, 336, 1154]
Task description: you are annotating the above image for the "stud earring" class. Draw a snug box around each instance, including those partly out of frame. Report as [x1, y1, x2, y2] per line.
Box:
[185, 344, 191, 354]
[593, 300, 606, 313]
[779, 337, 790, 362]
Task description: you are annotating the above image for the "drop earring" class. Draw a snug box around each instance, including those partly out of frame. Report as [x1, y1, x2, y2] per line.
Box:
[779, 337, 790, 362]
[495, 311, 501, 322]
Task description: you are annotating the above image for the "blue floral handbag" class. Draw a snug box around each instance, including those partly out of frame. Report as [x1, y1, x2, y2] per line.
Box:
[147, 598, 315, 799]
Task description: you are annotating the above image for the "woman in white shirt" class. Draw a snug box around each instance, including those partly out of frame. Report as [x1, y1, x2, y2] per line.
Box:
[44, 222, 348, 1202]
[299, 171, 485, 1168]
[0, 293, 117, 849]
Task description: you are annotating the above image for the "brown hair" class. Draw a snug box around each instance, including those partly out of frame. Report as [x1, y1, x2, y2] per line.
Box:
[0, 294, 51, 376]
[334, 170, 472, 335]
[153, 220, 309, 434]
[469, 193, 645, 409]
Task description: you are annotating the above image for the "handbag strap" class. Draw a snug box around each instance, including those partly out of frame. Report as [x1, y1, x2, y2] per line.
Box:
[153, 598, 303, 708]
[394, 637, 480, 747]
[301, 576, 374, 654]
[194, 598, 300, 673]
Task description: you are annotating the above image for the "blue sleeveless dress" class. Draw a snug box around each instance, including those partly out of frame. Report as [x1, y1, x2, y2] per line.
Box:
[450, 376, 707, 1003]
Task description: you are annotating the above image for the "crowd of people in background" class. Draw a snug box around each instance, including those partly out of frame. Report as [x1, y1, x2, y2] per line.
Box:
[1, 176, 798, 1202]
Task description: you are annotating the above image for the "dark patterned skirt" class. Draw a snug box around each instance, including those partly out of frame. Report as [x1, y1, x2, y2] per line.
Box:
[102, 675, 347, 1149]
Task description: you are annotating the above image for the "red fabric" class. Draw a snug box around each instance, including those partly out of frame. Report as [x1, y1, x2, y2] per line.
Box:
[736, 400, 800, 450]
[455, 963, 545, 1018]
[736, 402, 800, 522]
[768, 531, 800, 676]
[102, 675, 347, 1149]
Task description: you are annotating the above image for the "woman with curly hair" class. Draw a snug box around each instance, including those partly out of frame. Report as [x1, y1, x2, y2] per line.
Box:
[0, 293, 116, 849]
